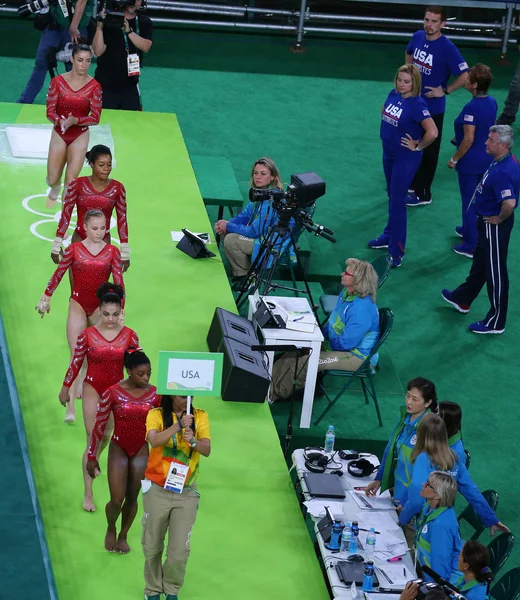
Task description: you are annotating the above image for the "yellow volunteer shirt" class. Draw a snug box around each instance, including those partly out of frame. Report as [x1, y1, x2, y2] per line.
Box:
[145, 407, 210, 488]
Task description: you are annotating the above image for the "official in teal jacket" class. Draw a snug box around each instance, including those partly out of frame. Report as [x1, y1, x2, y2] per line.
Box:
[451, 540, 493, 599]
[366, 377, 438, 501]
[415, 471, 461, 580]
[439, 400, 467, 466]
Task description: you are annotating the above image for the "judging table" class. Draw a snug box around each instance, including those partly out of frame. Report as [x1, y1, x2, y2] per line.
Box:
[248, 295, 324, 428]
[292, 449, 416, 598]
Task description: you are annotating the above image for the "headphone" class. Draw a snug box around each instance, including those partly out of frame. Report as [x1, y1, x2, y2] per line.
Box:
[347, 458, 378, 478]
[304, 450, 329, 473]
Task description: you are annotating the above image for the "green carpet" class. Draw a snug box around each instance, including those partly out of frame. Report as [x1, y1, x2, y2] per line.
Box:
[0, 103, 328, 599]
[1, 19, 520, 581]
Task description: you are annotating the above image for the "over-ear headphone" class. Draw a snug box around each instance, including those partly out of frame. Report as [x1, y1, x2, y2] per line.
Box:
[305, 450, 329, 473]
[347, 458, 378, 478]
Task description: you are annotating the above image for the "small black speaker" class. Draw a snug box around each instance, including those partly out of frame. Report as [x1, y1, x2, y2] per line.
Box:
[220, 338, 270, 403]
[207, 307, 258, 352]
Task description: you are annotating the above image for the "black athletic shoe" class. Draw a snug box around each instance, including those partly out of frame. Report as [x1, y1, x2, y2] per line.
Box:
[496, 113, 516, 125]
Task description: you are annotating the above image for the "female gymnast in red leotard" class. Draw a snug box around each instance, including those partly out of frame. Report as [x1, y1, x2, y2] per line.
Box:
[36, 208, 124, 422]
[51, 144, 130, 271]
[87, 349, 159, 553]
[58, 283, 139, 513]
[45, 39, 102, 208]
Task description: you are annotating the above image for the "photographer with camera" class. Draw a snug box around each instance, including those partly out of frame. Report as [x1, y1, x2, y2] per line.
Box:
[93, 0, 153, 110]
[17, 0, 94, 104]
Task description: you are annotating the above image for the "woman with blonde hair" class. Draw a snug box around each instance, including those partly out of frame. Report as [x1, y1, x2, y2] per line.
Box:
[271, 258, 379, 400]
[398, 413, 508, 537]
[368, 64, 438, 268]
[214, 157, 289, 288]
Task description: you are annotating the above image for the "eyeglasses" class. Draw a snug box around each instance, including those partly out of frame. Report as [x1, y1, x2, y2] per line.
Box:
[423, 480, 434, 490]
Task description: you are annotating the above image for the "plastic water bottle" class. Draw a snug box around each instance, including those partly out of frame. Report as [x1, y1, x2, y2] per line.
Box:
[349, 521, 359, 555]
[326, 520, 343, 551]
[324, 425, 335, 452]
[362, 561, 375, 592]
[365, 527, 376, 560]
[341, 521, 352, 553]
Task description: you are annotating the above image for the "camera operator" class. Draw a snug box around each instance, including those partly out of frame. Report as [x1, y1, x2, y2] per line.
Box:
[93, 0, 153, 110]
[18, 0, 94, 104]
[400, 582, 449, 600]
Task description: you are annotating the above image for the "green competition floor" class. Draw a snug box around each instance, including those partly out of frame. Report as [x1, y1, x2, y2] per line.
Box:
[0, 103, 328, 600]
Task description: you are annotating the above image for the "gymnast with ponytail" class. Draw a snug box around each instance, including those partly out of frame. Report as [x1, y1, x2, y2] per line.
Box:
[87, 348, 159, 553]
[58, 282, 139, 512]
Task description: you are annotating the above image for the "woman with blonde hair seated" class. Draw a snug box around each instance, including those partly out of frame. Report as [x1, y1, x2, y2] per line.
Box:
[271, 258, 379, 401]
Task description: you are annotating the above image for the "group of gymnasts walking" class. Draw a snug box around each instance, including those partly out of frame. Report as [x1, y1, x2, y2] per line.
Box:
[34, 40, 209, 600]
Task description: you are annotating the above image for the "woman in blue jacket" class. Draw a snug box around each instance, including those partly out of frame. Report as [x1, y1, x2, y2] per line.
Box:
[271, 258, 379, 400]
[447, 64, 497, 258]
[214, 157, 287, 286]
[452, 541, 493, 599]
[439, 401, 467, 466]
[398, 414, 509, 536]
[368, 64, 438, 268]
[415, 471, 461, 581]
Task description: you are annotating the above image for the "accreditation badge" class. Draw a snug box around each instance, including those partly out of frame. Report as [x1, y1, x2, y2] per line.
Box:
[164, 461, 189, 493]
[127, 53, 141, 76]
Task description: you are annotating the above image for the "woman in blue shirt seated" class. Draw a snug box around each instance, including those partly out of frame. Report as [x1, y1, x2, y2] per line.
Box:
[447, 64, 497, 258]
[214, 157, 287, 288]
[452, 540, 493, 599]
[270, 258, 379, 401]
[398, 413, 509, 536]
[439, 401, 467, 466]
[415, 471, 461, 581]
[368, 64, 438, 268]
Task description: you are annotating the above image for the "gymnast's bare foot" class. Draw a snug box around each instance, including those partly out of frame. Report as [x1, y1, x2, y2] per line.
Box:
[116, 534, 130, 554]
[105, 527, 117, 552]
[83, 494, 96, 512]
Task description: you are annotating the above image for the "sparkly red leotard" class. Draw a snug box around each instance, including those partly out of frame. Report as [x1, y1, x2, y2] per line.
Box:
[45, 242, 123, 316]
[46, 75, 102, 145]
[88, 384, 160, 460]
[63, 326, 140, 397]
[56, 177, 128, 242]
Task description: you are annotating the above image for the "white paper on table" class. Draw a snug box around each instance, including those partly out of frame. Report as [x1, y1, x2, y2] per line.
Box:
[349, 490, 395, 511]
[271, 297, 310, 314]
[376, 564, 415, 588]
[374, 544, 409, 561]
[304, 499, 345, 518]
[354, 511, 398, 532]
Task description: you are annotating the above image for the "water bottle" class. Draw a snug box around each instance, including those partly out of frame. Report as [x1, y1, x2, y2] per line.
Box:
[326, 520, 343, 552]
[349, 521, 359, 555]
[362, 561, 375, 592]
[341, 521, 352, 553]
[365, 527, 376, 560]
[324, 425, 335, 453]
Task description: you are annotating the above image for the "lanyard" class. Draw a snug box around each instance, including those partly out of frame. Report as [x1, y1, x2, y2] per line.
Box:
[171, 414, 194, 465]
[414, 505, 448, 547]
[123, 15, 140, 54]
[469, 152, 511, 210]
[456, 576, 483, 593]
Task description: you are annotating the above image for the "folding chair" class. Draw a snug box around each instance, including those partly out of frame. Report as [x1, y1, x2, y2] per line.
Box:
[313, 307, 394, 428]
[458, 489, 499, 540]
[487, 533, 515, 577]
[320, 255, 392, 316]
[491, 567, 520, 600]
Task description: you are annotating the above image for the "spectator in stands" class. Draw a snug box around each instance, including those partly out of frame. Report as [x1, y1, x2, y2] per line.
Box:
[452, 540, 493, 599]
[93, 0, 153, 110]
[270, 258, 379, 400]
[447, 64, 497, 259]
[405, 5, 469, 207]
[368, 64, 437, 268]
[438, 401, 466, 466]
[214, 157, 287, 289]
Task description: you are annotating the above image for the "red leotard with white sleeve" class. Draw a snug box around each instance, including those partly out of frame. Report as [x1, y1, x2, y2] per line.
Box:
[63, 326, 139, 396]
[88, 384, 160, 459]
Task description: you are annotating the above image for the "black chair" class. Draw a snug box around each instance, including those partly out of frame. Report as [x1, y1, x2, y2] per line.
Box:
[491, 567, 520, 600]
[457, 489, 499, 540]
[487, 532, 515, 578]
[465, 448, 471, 470]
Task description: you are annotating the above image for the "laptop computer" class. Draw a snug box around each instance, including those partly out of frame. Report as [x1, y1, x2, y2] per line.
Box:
[336, 561, 380, 587]
[303, 472, 346, 499]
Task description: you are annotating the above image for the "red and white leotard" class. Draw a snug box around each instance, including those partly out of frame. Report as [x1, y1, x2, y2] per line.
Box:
[63, 326, 139, 397]
[45, 242, 123, 316]
[88, 384, 160, 459]
[46, 75, 102, 145]
[56, 176, 128, 242]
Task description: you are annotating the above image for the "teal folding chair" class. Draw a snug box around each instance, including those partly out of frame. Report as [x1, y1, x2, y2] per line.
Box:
[488, 533, 515, 577]
[457, 489, 499, 540]
[313, 307, 394, 428]
[320, 255, 392, 316]
[491, 567, 520, 600]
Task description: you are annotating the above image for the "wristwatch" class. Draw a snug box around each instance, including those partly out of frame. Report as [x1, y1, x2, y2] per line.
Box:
[443, 86, 449, 95]
[190, 440, 197, 448]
